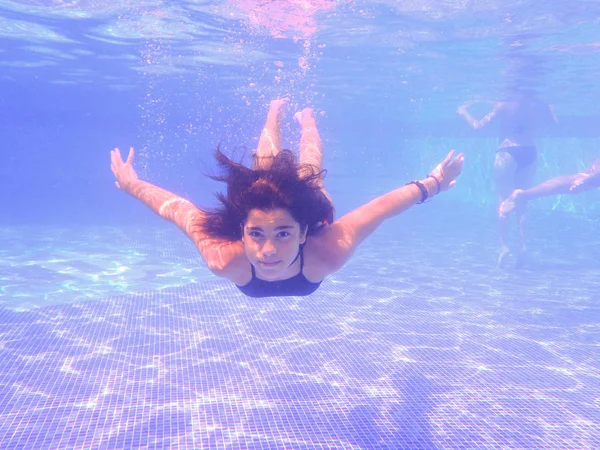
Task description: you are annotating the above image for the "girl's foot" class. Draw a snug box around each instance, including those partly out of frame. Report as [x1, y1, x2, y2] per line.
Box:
[294, 108, 317, 128]
[267, 98, 289, 125]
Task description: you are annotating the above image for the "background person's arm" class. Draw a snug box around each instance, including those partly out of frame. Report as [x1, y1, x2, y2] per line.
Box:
[457, 101, 502, 130]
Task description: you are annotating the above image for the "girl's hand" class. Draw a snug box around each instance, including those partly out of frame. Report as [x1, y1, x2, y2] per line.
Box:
[429, 150, 465, 191]
[110, 147, 139, 192]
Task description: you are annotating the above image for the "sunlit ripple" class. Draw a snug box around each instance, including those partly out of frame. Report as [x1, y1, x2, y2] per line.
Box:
[0, 225, 214, 310]
[0, 265, 598, 447]
[0, 16, 78, 42]
[1, 0, 600, 103]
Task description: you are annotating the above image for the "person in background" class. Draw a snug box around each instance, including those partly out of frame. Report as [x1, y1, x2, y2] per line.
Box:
[457, 89, 557, 267]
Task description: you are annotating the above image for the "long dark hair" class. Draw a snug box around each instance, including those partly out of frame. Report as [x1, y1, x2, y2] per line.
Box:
[199, 148, 334, 241]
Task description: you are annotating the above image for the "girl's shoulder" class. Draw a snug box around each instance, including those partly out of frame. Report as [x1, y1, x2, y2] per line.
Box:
[302, 224, 345, 279]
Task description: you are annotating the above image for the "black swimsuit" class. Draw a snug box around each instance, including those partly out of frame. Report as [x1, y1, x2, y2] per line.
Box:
[236, 247, 322, 298]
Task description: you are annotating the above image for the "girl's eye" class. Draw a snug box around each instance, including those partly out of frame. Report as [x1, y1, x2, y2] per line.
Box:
[277, 231, 290, 238]
[249, 231, 263, 238]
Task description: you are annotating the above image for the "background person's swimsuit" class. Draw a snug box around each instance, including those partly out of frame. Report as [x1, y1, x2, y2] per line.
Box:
[236, 247, 322, 298]
[497, 145, 537, 169]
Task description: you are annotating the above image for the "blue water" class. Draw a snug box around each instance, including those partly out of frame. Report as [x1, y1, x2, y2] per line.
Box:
[1, 1, 600, 448]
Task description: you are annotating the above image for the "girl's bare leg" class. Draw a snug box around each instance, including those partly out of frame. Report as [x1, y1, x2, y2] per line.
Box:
[253, 98, 289, 170]
[294, 108, 334, 208]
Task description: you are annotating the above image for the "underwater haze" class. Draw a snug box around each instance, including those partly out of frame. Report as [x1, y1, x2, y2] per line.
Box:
[1, 1, 599, 449]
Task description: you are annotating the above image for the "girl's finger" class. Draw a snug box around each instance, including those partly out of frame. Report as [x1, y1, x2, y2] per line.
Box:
[442, 150, 455, 167]
[126, 147, 135, 165]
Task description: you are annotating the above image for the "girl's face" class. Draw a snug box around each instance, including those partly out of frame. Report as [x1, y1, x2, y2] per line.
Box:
[242, 208, 307, 280]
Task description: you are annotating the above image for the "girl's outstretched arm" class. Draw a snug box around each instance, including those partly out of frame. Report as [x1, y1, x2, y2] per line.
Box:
[111, 147, 199, 234]
[110, 147, 246, 277]
[308, 150, 464, 276]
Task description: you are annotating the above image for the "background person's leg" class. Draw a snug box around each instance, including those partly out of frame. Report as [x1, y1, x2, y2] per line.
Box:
[500, 174, 579, 217]
[514, 161, 538, 267]
[494, 151, 518, 267]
